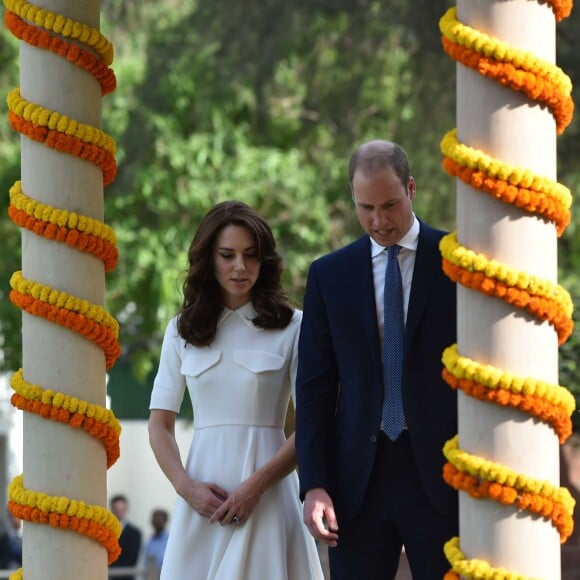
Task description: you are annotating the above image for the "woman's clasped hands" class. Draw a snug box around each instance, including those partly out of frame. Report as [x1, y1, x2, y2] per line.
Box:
[176, 477, 229, 519]
[209, 475, 265, 527]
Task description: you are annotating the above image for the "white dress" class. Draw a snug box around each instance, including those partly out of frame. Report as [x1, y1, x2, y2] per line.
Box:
[150, 303, 324, 580]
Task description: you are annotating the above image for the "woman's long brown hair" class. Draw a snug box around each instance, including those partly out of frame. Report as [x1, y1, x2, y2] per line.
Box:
[176, 201, 293, 346]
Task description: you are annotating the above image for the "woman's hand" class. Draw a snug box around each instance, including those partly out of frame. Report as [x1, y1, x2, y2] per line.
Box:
[208, 475, 265, 526]
[208, 432, 298, 527]
[177, 477, 229, 519]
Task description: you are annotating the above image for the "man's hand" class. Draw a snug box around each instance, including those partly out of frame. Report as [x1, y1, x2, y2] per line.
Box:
[303, 488, 339, 547]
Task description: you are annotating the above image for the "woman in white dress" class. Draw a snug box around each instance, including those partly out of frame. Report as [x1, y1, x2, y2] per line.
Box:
[148, 201, 324, 579]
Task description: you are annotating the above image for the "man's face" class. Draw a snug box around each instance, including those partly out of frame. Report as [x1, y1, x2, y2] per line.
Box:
[352, 166, 415, 247]
[152, 511, 167, 531]
[111, 499, 127, 521]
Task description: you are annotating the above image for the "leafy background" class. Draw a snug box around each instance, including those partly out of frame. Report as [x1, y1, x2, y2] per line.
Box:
[0, 0, 579, 428]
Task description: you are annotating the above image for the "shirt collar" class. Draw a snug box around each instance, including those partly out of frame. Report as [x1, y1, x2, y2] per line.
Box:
[370, 214, 419, 257]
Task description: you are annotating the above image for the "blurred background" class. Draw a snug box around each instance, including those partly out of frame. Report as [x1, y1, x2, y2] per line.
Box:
[0, 0, 580, 576]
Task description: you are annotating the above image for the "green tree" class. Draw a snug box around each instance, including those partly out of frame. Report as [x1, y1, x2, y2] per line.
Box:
[0, 0, 579, 424]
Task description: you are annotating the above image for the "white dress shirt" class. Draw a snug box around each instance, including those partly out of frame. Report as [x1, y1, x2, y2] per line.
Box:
[370, 215, 419, 355]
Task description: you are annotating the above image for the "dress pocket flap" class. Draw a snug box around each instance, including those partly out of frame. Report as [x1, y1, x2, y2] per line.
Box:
[234, 350, 285, 373]
[181, 350, 222, 377]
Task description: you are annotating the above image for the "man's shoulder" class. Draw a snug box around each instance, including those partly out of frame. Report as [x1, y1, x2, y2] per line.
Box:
[418, 219, 449, 243]
[311, 236, 369, 269]
[124, 522, 142, 538]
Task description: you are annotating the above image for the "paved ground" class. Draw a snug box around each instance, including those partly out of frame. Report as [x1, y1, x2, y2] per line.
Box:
[317, 544, 412, 579]
[395, 551, 413, 579]
[312, 438, 580, 579]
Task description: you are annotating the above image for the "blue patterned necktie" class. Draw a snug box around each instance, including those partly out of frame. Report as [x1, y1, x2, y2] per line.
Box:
[382, 244, 404, 441]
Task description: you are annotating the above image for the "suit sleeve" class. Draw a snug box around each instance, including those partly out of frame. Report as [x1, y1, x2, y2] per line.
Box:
[295, 261, 339, 497]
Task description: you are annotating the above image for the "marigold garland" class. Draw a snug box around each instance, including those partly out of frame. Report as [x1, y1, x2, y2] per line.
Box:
[542, 0, 573, 20]
[4, 11, 116, 96]
[439, 7, 574, 135]
[440, 232, 574, 345]
[4, 1, 122, 573]
[440, 232, 571, 303]
[440, 8, 571, 86]
[10, 271, 119, 333]
[9, 204, 118, 271]
[9, 273, 121, 371]
[8, 112, 117, 186]
[8, 475, 121, 564]
[8, 182, 118, 271]
[443, 436, 575, 542]
[444, 537, 541, 580]
[442, 344, 575, 442]
[9, 182, 116, 242]
[444, 436, 575, 510]
[440, 129, 571, 235]
[10, 369, 121, 467]
[11, 391, 121, 468]
[443, 372, 572, 443]
[7, 88, 116, 153]
[440, 129, 572, 207]
[443, 463, 574, 542]
[3, 0, 114, 66]
[439, 33, 573, 134]
[442, 344, 574, 407]
[439, 0, 576, 576]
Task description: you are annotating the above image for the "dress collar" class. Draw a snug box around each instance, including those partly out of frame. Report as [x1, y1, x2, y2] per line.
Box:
[217, 301, 258, 329]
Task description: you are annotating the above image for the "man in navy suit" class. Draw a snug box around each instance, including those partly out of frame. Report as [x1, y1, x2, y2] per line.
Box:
[108, 494, 142, 580]
[296, 140, 458, 579]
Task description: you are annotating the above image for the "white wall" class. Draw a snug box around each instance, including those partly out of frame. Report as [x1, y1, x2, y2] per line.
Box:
[0, 372, 23, 506]
[0, 375, 191, 550]
[107, 419, 192, 541]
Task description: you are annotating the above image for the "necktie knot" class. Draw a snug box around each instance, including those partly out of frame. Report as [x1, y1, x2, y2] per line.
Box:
[387, 244, 400, 260]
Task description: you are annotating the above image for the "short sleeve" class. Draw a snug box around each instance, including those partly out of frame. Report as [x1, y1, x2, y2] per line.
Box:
[150, 317, 186, 413]
[289, 309, 303, 408]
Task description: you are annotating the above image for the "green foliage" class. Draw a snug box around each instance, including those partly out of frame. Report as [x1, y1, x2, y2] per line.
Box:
[560, 273, 580, 430]
[99, 0, 457, 383]
[1, 0, 580, 421]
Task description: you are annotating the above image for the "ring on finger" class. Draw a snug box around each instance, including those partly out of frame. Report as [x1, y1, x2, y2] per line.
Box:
[231, 515, 239, 525]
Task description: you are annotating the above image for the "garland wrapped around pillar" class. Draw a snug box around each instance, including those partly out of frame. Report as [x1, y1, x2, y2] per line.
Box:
[3, 1, 122, 578]
[438, 0, 575, 578]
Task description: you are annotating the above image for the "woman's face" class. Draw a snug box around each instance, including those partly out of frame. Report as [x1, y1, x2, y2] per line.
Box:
[214, 224, 261, 309]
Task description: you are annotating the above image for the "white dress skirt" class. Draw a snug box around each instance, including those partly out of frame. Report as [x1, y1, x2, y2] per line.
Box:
[150, 304, 324, 580]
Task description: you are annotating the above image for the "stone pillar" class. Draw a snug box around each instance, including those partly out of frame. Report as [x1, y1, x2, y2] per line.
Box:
[456, 0, 560, 577]
[19, 1, 108, 577]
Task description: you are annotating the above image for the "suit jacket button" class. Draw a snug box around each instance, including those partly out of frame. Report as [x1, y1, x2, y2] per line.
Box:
[370, 435, 377, 443]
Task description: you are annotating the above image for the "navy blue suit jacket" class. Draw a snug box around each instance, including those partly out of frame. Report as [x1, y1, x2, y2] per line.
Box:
[295, 220, 458, 524]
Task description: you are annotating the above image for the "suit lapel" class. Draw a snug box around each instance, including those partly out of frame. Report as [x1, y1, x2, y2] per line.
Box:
[345, 229, 442, 366]
[349, 237, 382, 364]
[404, 222, 440, 356]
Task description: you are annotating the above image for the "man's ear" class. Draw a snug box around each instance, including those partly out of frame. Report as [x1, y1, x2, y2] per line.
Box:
[407, 176, 416, 200]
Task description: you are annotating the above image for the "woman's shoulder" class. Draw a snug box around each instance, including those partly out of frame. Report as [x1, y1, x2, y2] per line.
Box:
[290, 308, 303, 325]
[253, 306, 301, 334]
[165, 314, 180, 332]
[160, 315, 184, 344]
[281, 307, 302, 335]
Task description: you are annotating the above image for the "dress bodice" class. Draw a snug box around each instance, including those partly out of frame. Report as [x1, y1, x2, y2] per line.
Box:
[150, 304, 301, 429]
